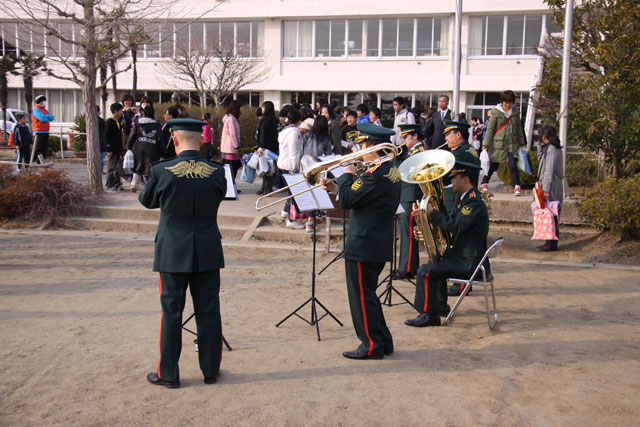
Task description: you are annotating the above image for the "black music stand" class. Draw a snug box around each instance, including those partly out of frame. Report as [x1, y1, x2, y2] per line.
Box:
[317, 208, 346, 276]
[377, 212, 419, 311]
[276, 210, 343, 341]
[182, 314, 232, 351]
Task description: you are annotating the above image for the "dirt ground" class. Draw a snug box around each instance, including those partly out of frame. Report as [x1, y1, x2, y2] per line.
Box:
[0, 232, 639, 426]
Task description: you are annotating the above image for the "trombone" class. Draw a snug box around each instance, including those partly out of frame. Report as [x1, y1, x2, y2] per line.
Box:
[255, 142, 399, 211]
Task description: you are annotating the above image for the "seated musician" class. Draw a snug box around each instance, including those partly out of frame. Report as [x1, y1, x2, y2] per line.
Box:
[405, 160, 489, 327]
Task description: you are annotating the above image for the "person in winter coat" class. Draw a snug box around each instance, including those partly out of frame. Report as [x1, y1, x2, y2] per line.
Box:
[221, 100, 242, 189]
[257, 101, 279, 195]
[31, 94, 54, 164]
[277, 109, 306, 229]
[302, 115, 332, 160]
[481, 90, 525, 195]
[13, 113, 32, 170]
[536, 125, 564, 252]
[127, 105, 162, 192]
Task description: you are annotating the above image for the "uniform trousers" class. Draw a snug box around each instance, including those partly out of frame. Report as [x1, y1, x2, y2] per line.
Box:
[157, 270, 222, 382]
[414, 263, 459, 315]
[345, 260, 393, 355]
[398, 202, 419, 276]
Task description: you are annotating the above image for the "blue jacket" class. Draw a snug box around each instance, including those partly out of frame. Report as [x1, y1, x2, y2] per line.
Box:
[356, 116, 371, 125]
[13, 123, 33, 148]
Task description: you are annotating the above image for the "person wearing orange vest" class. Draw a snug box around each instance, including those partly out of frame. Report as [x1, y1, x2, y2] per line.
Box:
[31, 94, 54, 164]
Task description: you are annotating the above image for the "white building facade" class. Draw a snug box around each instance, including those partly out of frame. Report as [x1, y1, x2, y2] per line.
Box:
[1, 0, 557, 126]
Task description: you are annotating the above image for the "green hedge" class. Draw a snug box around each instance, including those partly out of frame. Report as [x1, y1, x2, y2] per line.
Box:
[566, 155, 598, 187]
[153, 103, 259, 151]
[578, 174, 640, 238]
[497, 150, 539, 189]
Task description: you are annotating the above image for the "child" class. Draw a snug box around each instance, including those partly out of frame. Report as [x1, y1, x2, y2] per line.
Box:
[201, 112, 214, 160]
[13, 114, 33, 170]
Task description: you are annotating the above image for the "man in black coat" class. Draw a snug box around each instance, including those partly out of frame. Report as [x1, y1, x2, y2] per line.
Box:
[140, 118, 227, 388]
[405, 160, 489, 327]
[322, 123, 401, 360]
[425, 95, 452, 149]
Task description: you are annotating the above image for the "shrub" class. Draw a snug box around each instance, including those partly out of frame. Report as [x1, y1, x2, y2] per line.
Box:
[70, 114, 86, 152]
[48, 135, 62, 156]
[154, 103, 259, 152]
[566, 154, 598, 187]
[578, 174, 640, 238]
[0, 164, 91, 221]
[497, 150, 539, 189]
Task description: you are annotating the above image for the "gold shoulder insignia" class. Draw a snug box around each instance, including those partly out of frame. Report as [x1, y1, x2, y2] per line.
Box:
[351, 178, 363, 191]
[165, 160, 216, 178]
[461, 206, 472, 215]
[366, 164, 381, 174]
[383, 165, 402, 183]
[467, 147, 479, 158]
[469, 192, 476, 199]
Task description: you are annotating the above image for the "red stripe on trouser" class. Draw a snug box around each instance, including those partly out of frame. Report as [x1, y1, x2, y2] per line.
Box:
[357, 262, 374, 356]
[407, 210, 414, 273]
[157, 273, 163, 377]
[423, 273, 429, 312]
[460, 283, 465, 294]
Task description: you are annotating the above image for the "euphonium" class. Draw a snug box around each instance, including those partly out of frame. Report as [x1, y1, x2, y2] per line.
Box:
[398, 150, 456, 263]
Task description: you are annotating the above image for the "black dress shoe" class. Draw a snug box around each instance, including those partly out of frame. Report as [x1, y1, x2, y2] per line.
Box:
[439, 304, 451, 317]
[343, 349, 384, 360]
[146, 372, 180, 388]
[204, 371, 221, 384]
[393, 271, 416, 280]
[384, 347, 394, 355]
[404, 313, 441, 327]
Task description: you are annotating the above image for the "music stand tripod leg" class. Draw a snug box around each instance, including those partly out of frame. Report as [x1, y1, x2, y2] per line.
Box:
[182, 313, 232, 351]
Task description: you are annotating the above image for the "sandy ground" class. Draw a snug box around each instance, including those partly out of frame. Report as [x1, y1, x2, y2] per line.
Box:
[0, 232, 639, 426]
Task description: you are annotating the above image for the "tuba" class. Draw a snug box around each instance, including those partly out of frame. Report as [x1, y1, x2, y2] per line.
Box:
[398, 150, 456, 263]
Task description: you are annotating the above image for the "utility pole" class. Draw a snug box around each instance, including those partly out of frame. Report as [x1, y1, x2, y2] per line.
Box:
[559, 0, 574, 198]
[452, 0, 462, 120]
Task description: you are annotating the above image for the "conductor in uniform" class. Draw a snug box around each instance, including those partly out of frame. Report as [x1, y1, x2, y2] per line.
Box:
[322, 123, 401, 360]
[395, 124, 425, 280]
[405, 160, 489, 327]
[139, 118, 227, 388]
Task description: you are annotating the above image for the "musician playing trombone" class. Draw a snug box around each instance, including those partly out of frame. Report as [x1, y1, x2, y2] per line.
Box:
[321, 123, 401, 360]
[405, 160, 489, 328]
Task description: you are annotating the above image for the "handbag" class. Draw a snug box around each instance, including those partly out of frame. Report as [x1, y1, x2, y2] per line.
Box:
[241, 163, 256, 183]
[256, 155, 270, 178]
[517, 147, 532, 174]
[247, 151, 260, 170]
[480, 149, 490, 176]
[122, 149, 134, 172]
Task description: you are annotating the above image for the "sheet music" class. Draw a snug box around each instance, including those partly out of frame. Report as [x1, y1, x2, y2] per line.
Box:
[284, 174, 334, 212]
[318, 154, 348, 178]
[224, 164, 238, 200]
[396, 204, 406, 215]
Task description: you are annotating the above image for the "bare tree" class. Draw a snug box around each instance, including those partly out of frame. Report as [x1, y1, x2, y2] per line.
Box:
[17, 53, 48, 117]
[0, 54, 19, 145]
[165, 40, 267, 113]
[0, 0, 220, 193]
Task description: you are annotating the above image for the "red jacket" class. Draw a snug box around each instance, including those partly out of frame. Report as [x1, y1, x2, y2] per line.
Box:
[32, 105, 52, 133]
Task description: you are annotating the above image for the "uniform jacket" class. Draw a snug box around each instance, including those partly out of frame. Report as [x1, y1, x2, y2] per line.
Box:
[537, 143, 563, 203]
[13, 123, 33, 148]
[220, 113, 240, 156]
[139, 150, 227, 273]
[392, 109, 416, 145]
[425, 109, 451, 149]
[338, 161, 402, 263]
[277, 125, 302, 172]
[431, 188, 489, 276]
[31, 105, 54, 134]
[483, 105, 525, 163]
[443, 142, 480, 211]
[399, 142, 425, 203]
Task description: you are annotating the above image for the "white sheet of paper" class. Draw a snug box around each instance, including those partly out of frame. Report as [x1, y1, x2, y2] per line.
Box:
[283, 174, 334, 212]
[396, 204, 406, 215]
[318, 154, 348, 178]
[224, 164, 237, 200]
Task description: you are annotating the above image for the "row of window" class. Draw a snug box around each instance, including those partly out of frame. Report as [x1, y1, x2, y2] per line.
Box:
[0, 14, 559, 60]
[0, 21, 264, 59]
[284, 18, 449, 58]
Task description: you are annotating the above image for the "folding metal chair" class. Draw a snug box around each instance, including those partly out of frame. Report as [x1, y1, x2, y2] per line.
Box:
[443, 237, 504, 330]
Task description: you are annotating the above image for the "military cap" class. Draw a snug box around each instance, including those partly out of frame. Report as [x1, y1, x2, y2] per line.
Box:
[357, 122, 395, 143]
[398, 123, 422, 138]
[35, 94, 46, 103]
[443, 120, 471, 135]
[449, 160, 482, 179]
[167, 118, 206, 132]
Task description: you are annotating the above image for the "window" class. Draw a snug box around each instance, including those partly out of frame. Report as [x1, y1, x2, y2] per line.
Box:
[1, 24, 17, 55]
[191, 23, 204, 51]
[175, 23, 190, 53]
[236, 22, 250, 56]
[206, 22, 220, 51]
[397, 19, 413, 56]
[469, 15, 546, 56]
[59, 23, 74, 57]
[283, 20, 312, 57]
[30, 25, 46, 56]
[348, 20, 363, 57]
[330, 20, 345, 57]
[381, 19, 397, 56]
[220, 22, 234, 53]
[161, 24, 174, 58]
[365, 20, 379, 57]
[145, 24, 161, 58]
[251, 22, 264, 57]
[315, 20, 330, 57]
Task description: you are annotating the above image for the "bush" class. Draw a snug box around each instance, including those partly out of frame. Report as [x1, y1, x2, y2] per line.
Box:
[0, 164, 91, 221]
[70, 114, 86, 152]
[578, 174, 640, 238]
[497, 150, 539, 189]
[566, 154, 598, 187]
[47, 135, 62, 156]
[154, 103, 259, 152]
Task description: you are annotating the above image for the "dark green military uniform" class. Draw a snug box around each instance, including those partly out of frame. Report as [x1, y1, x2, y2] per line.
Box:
[397, 124, 425, 277]
[442, 121, 481, 213]
[339, 123, 401, 358]
[139, 119, 227, 384]
[412, 161, 489, 318]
